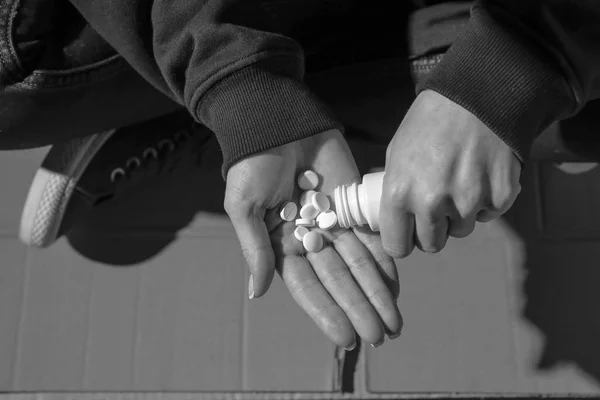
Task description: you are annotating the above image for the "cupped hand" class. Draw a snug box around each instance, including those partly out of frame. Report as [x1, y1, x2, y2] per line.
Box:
[225, 129, 402, 349]
[380, 90, 522, 258]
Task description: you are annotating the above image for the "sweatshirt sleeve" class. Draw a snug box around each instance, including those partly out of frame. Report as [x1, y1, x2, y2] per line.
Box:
[68, 0, 342, 176]
[418, 0, 600, 162]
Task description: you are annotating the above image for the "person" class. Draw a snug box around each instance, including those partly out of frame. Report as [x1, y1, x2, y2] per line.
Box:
[5, 0, 600, 350]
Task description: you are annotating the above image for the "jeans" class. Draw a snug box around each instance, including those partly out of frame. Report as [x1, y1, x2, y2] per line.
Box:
[0, 0, 179, 150]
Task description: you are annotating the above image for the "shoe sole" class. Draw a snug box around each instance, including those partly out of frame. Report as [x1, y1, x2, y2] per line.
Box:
[19, 130, 115, 248]
[553, 161, 599, 175]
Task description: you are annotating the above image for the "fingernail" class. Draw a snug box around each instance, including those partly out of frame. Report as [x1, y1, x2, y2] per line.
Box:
[383, 246, 409, 259]
[248, 275, 255, 300]
[389, 331, 402, 340]
[345, 342, 356, 352]
[371, 340, 384, 348]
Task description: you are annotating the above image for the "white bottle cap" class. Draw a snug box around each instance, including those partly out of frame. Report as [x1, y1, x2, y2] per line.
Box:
[334, 186, 348, 228]
[333, 172, 384, 231]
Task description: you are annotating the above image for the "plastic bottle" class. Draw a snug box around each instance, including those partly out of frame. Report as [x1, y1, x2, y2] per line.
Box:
[333, 171, 385, 231]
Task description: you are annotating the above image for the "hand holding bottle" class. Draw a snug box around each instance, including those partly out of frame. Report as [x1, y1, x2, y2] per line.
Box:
[378, 90, 522, 257]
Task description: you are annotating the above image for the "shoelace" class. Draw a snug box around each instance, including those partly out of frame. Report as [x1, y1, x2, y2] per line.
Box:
[108, 128, 193, 191]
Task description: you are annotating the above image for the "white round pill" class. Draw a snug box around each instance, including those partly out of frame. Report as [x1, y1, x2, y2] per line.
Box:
[303, 231, 323, 253]
[300, 203, 319, 220]
[297, 170, 319, 190]
[316, 210, 338, 230]
[300, 190, 316, 206]
[311, 192, 330, 213]
[279, 201, 298, 221]
[294, 226, 309, 241]
[296, 218, 316, 227]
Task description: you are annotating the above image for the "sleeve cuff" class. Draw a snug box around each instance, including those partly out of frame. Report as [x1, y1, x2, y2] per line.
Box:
[418, 4, 574, 162]
[194, 56, 343, 178]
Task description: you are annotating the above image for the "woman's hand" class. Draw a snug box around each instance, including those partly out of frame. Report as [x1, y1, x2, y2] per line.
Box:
[225, 129, 402, 348]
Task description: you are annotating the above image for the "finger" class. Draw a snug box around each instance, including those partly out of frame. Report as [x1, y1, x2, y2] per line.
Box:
[482, 154, 522, 222]
[492, 185, 521, 217]
[333, 229, 403, 338]
[448, 214, 477, 238]
[278, 253, 356, 349]
[414, 215, 449, 253]
[354, 227, 400, 301]
[380, 204, 416, 259]
[306, 245, 386, 346]
[476, 185, 519, 223]
[227, 201, 275, 299]
[379, 175, 417, 259]
[476, 209, 501, 223]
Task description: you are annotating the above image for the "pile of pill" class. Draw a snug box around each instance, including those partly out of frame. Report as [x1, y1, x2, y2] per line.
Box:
[278, 170, 338, 253]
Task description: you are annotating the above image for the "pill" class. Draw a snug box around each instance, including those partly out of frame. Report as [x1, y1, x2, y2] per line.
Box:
[279, 201, 298, 221]
[316, 210, 338, 230]
[296, 218, 316, 227]
[300, 203, 319, 220]
[297, 170, 319, 190]
[294, 226, 310, 241]
[311, 192, 330, 213]
[300, 190, 316, 206]
[303, 231, 324, 253]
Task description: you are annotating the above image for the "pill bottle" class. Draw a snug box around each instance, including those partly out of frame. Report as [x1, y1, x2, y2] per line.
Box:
[333, 171, 385, 231]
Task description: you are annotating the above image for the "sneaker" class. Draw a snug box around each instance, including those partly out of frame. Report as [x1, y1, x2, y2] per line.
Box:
[19, 112, 218, 248]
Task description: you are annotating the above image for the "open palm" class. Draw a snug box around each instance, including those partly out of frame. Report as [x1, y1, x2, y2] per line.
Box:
[225, 129, 402, 349]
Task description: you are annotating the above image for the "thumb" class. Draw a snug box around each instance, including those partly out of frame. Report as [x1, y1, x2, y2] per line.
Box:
[227, 202, 276, 299]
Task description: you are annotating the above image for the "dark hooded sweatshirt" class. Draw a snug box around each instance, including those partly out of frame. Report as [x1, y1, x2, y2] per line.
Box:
[63, 0, 600, 174]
